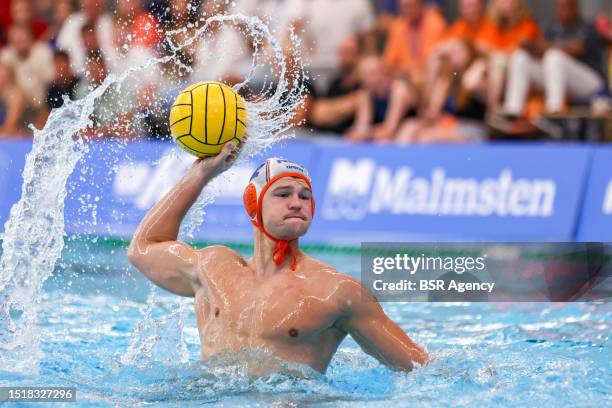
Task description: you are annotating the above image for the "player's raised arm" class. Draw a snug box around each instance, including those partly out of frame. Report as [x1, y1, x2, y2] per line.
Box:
[127, 142, 239, 296]
[335, 278, 430, 371]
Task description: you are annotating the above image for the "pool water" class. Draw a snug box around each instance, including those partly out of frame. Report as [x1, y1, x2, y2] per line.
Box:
[0, 239, 610, 407]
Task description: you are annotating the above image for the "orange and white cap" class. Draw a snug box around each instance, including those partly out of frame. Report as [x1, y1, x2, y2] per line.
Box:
[243, 158, 315, 270]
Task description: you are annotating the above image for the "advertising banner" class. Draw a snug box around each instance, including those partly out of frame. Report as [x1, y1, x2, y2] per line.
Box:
[0, 139, 32, 229]
[577, 147, 612, 242]
[0, 139, 603, 245]
[309, 144, 591, 243]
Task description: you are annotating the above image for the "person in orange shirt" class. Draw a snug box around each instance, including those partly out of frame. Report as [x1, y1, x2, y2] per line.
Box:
[424, 0, 492, 117]
[396, 39, 488, 144]
[595, 9, 612, 88]
[383, 0, 446, 87]
[444, 0, 495, 48]
[503, 0, 606, 118]
[478, 0, 542, 111]
[480, 0, 541, 54]
[347, 56, 418, 142]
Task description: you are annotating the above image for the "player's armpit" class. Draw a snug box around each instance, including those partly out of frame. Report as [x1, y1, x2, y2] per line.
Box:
[335, 279, 430, 371]
[127, 239, 200, 297]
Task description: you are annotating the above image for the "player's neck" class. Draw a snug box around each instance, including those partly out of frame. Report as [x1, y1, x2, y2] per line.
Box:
[252, 229, 303, 278]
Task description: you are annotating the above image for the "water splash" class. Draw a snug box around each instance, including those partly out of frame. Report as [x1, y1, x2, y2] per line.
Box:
[120, 288, 189, 368]
[0, 13, 305, 373]
[0, 72, 128, 372]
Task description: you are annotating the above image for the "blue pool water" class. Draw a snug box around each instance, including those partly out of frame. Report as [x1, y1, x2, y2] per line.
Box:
[0, 239, 610, 407]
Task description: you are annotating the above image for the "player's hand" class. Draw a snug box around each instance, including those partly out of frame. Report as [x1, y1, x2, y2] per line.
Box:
[195, 136, 246, 179]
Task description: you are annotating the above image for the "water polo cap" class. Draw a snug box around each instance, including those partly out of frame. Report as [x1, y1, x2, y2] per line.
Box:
[243, 158, 315, 270]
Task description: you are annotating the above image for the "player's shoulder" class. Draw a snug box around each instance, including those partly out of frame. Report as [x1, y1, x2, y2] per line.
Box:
[197, 245, 247, 265]
[302, 256, 363, 292]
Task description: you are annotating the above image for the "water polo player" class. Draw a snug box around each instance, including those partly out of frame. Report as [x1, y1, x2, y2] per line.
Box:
[128, 143, 429, 374]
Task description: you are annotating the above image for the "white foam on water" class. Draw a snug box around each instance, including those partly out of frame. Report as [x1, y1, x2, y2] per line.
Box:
[0, 13, 305, 373]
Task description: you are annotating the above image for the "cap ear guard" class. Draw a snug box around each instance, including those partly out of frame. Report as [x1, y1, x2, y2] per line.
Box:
[243, 183, 258, 220]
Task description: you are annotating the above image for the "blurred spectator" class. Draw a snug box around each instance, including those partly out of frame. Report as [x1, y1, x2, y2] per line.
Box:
[42, 0, 76, 48]
[57, 0, 114, 73]
[230, 0, 311, 73]
[347, 56, 417, 141]
[216, 0, 311, 96]
[503, 0, 606, 117]
[32, 0, 54, 21]
[8, 0, 49, 41]
[75, 49, 134, 138]
[0, 1, 10, 32]
[383, 0, 447, 88]
[480, 0, 541, 54]
[75, 49, 107, 99]
[286, 0, 376, 92]
[0, 24, 54, 111]
[444, 0, 494, 47]
[108, 1, 163, 141]
[144, 47, 194, 139]
[424, 0, 490, 119]
[191, 1, 251, 85]
[108, 0, 159, 83]
[375, 0, 443, 54]
[397, 39, 487, 143]
[480, 0, 541, 111]
[309, 36, 362, 134]
[36, 50, 80, 128]
[233, 0, 301, 38]
[596, 10, 612, 44]
[115, 0, 160, 49]
[595, 9, 612, 87]
[0, 62, 26, 136]
[165, 0, 198, 30]
[81, 21, 101, 56]
[161, 0, 200, 65]
[377, 0, 444, 17]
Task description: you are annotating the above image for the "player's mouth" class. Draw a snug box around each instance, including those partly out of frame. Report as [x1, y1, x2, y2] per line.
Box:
[284, 214, 306, 220]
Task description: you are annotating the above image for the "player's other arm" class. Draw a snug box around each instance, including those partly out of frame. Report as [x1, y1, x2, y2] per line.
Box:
[127, 143, 239, 296]
[335, 278, 430, 371]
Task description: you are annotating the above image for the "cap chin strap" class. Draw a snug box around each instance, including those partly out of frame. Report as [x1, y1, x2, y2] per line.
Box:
[252, 220, 298, 270]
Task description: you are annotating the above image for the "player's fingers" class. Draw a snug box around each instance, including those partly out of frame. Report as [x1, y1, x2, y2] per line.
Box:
[238, 135, 248, 151]
[219, 141, 234, 157]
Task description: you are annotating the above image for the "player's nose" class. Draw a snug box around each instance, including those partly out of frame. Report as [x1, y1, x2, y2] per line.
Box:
[288, 193, 303, 210]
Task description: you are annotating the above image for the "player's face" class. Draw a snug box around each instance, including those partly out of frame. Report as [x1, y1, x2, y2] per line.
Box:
[261, 178, 313, 240]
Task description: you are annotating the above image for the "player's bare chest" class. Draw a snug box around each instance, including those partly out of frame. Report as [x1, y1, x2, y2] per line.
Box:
[205, 274, 339, 341]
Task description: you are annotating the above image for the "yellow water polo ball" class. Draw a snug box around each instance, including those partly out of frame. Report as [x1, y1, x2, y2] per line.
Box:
[169, 81, 248, 157]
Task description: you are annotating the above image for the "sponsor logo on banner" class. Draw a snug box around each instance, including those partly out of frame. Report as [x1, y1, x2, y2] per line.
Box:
[322, 158, 376, 220]
[322, 158, 556, 220]
[603, 181, 612, 215]
[112, 149, 254, 210]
